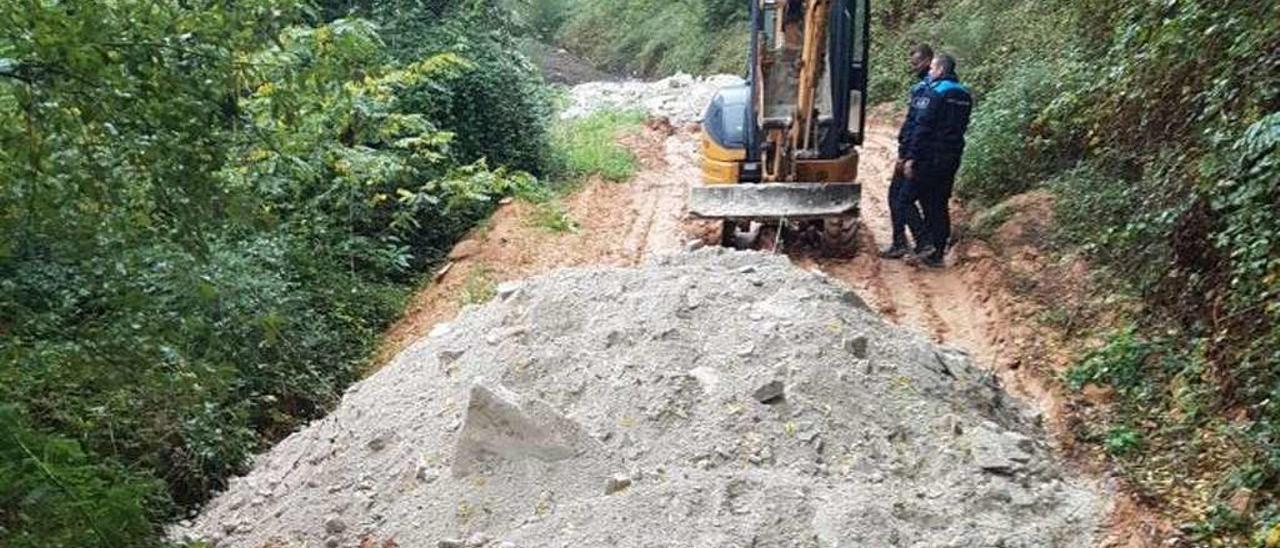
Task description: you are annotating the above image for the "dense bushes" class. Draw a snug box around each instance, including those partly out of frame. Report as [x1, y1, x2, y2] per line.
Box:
[956, 61, 1089, 204]
[0, 1, 552, 545]
[1, 407, 166, 547]
[395, 23, 556, 176]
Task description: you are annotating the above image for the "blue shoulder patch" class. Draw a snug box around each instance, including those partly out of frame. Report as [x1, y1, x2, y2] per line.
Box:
[931, 80, 970, 96]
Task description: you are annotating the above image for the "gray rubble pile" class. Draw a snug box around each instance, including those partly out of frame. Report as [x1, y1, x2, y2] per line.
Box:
[559, 73, 745, 125]
[177, 249, 1104, 547]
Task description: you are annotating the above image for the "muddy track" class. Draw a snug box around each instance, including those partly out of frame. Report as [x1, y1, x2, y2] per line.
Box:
[381, 116, 1016, 426]
[617, 127, 700, 262]
[380, 116, 1012, 399]
[805, 120, 999, 366]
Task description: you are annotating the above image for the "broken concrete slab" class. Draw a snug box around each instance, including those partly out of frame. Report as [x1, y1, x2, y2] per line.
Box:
[452, 380, 598, 478]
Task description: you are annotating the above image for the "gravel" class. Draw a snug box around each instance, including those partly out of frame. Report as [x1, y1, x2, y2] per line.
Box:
[175, 249, 1104, 547]
[559, 73, 746, 125]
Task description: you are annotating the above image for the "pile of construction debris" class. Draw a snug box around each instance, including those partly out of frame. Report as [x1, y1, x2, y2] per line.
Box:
[559, 73, 745, 125]
[175, 249, 1104, 547]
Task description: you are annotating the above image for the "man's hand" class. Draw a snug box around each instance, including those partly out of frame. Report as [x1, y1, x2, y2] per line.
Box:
[903, 159, 916, 180]
[893, 159, 905, 178]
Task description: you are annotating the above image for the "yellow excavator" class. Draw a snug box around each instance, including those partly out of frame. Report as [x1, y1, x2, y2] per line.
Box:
[693, 0, 870, 256]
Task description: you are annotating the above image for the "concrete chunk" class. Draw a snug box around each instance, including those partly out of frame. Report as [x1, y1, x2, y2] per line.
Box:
[605, 474, 633, 495]
[753, 380, 785, 404]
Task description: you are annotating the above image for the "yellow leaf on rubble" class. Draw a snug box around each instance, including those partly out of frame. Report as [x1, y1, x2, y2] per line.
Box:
[1265, 523, 1280, 547]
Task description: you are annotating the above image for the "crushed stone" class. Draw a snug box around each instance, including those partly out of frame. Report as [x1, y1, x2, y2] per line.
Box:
[559, 73, 745, 125]
[175, 248, 1105, 547]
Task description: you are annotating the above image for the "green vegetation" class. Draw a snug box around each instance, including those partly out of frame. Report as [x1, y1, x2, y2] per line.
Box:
[531, 202, 581, 234]
[0, 0, 555, 545]
[554, 109, 647, 182]
[460, 267, 497, 305]
[528, 0, 748, 76]
[966, 201, 1014, 242]
[523, 109, 645, 233]
[1103, 425, 1143, 457]
[872, 0, 1279, 541]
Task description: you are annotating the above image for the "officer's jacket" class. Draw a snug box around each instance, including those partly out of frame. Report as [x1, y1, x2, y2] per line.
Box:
[902, 75, 973, 161]
[896, 72, 931, 157]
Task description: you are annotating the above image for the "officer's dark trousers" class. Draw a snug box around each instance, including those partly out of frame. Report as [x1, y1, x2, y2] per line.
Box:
[888, 164, 925, 249]
[904, 154, 962, 257]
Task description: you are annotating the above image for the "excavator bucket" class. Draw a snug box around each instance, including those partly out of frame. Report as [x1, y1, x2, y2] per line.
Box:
[688, 182, 861, 220]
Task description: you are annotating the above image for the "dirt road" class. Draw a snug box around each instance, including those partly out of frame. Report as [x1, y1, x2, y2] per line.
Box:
[373, 112, 1175, 545]
[382, 118, 987, 347]
[380, 116, 1030, 401]
[802, 120, 999, 362]
[374, 123, 698, 365]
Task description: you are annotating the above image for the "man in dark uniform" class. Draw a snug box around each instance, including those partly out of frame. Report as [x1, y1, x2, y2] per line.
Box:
[900, 53, 973, 268]
[880, 44, 934, 259]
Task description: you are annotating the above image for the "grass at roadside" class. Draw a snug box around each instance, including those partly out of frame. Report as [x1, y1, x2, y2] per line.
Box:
[553, 109, 646, 183]
[460, 267, 497, 305]
[519, 109, 646, 232]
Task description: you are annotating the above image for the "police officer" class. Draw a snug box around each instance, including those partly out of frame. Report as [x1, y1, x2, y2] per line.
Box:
[900, 53, 973, 268]
[880, 44, 934, 259]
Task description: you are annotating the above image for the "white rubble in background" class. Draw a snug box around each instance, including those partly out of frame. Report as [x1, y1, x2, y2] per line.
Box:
[560, 73, 745, 125]
[175, 249, 1106, 548]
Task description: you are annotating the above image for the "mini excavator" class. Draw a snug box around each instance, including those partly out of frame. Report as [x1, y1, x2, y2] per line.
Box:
[693, 0, 870, 256]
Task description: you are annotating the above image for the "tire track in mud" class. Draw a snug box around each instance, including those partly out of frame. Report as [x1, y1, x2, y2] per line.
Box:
[618, 127, 699, 262]
[800, 118, 1001, 369]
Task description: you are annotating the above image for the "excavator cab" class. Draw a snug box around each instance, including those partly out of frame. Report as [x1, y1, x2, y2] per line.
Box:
[693, 0, 870, 255]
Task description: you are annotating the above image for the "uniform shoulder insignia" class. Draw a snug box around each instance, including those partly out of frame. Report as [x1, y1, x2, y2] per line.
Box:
[912, 96, 931, 109]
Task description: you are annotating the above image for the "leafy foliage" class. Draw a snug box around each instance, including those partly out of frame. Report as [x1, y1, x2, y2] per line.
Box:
[318, 0, 557, 176]
[0, 406, 166, 548]
[954, 61, 1088, 204]
[1065, 328, 1160, 395]
[0, 1, 554, 545]
[1103, 425, 1142, 457]
[391, 21, 556, 176]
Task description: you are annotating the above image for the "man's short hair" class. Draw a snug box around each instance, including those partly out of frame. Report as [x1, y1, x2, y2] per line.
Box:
[910, 44, 934, 59]
[934, 53, 957, 75]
